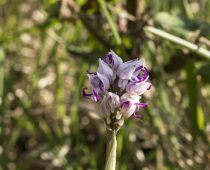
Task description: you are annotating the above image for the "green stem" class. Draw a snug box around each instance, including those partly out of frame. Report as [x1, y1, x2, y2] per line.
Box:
[105, 131, 117, 170]
[144, 26, 210, 60]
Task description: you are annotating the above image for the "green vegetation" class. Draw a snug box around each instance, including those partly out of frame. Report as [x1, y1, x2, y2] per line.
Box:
[0, 0, 210, 169]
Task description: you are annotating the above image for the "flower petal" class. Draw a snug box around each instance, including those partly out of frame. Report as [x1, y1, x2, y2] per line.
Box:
[108, 92, 120, 113]
[99, 95, 110, 117]
[135, 102, 148, 108]
[117, 59, 144, 80]
[120, 100, 137, 118]
[103, 50, 123, 69]
[118, 79, 128, 90]
[126, 81, 151, 96]
[99, 92, 120, 117]
[97, 72, 110, 91]
[87, 71, 110, 92]
[133, 111, 142, 118]
[98, 58, 114, 81]
[121, 93, 140, 103]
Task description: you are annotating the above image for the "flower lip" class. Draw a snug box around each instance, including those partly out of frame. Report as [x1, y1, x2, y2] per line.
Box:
[138, 67, 149, 81]
[135, 102, 148, 108]
[82, 87, 92, 97]
[132, 66, 149, 82]
[134, 66, 143, 73]
[120, 101, 130, 109]
[133, 111, 142, 118]
[120, 98, 137, 118]
[82, 88, 99, 102]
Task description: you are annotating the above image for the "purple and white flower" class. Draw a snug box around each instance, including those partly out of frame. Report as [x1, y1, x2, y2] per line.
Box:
[82, 50, 151, 121]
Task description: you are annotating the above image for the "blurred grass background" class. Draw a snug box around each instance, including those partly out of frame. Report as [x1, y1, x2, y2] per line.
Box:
[0, 0, 210, 169]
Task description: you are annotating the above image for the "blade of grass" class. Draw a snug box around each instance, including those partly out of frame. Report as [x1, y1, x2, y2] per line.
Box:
[98, 0, 122, 45]
[70, 61, 88, 129]
[0, 47, 8, 170]
[12, 89, 53, 145]
[55, 40, 66, 118]
[66, 62, 88, 167]
[178, 0, 193, 18]
[144, 26, 210, 60]
[4, 63, 54, 145]
[197, 105, 205, 131]
[0, 48, 4, 97]
[206, 0, 210, 20]
[48, 26, 66, 119]
[26, 31, 60, 143]
[185, 59, 199, 142]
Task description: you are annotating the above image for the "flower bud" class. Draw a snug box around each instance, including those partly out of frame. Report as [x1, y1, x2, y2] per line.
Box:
[99, 92, 120, 117]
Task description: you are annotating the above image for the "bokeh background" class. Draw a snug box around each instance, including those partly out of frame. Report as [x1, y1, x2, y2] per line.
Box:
[1, 0, 210, 169]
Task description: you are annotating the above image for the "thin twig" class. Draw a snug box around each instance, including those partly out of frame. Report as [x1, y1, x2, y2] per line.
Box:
[144, 26, 210, 60]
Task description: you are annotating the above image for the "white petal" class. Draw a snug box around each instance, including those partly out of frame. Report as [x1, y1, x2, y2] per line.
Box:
[126, 82, 151, 95]
[117, 59, 144, 79]
[108, 92, 120, 113]
[119, 98, 137, 118]
[99, 96, 110, 117]
[97, 72, 110, 91]
[125, 104, 136, 118]
[118, 79, 128, 90]
[121, 93, 140, 103]
[110, 50, 123, 69]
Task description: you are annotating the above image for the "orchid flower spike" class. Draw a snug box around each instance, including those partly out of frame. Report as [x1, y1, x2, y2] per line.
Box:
[82, 50, 151, 132]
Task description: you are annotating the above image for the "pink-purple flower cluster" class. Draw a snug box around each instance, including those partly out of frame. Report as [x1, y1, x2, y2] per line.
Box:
[82, 51, 151, 120]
